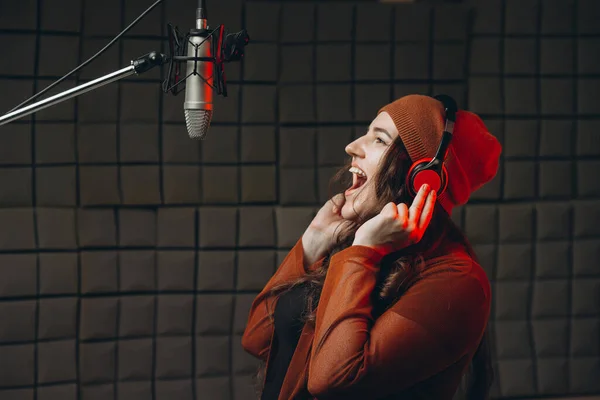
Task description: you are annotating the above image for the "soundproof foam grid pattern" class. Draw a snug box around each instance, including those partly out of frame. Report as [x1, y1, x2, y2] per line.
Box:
[0, 0, 598, 399]
[467, 0, 600, 398]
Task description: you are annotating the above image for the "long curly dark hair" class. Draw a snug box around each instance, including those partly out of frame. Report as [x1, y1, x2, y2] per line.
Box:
[252, 136, 494, 400]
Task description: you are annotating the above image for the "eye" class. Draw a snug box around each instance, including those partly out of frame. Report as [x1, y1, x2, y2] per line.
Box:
[374, 137, 387, 145]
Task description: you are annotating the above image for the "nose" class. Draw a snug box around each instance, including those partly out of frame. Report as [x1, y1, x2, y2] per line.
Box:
[345, 137, 364, 158]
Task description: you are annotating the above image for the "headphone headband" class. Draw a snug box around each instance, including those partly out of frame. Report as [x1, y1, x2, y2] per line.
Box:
[434, 94, 457, 123]
[428, 94, 458, 168]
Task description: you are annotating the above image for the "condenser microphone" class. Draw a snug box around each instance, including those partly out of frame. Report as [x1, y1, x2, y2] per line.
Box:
[184, 0, 213, 140]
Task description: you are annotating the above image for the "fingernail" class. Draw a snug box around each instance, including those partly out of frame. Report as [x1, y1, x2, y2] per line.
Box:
[422, 184, 429, 192]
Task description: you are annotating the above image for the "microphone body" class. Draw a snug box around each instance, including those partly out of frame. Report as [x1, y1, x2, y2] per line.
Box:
[183, 5, 213, 140]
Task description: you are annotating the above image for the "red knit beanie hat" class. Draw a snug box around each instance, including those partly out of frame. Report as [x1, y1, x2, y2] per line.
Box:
[378, 94, 502, 214]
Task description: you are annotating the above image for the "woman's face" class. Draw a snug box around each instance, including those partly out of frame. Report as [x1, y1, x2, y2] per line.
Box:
[341, 112, 400, 221]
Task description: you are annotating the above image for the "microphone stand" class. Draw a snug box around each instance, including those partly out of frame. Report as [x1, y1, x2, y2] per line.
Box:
[0, 51, 168, 127]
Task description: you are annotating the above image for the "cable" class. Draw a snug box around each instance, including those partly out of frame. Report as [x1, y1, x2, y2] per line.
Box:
[5, 0, 163, 115]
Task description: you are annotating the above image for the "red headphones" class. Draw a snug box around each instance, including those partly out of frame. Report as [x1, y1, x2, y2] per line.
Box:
[406, 94, 457, 197]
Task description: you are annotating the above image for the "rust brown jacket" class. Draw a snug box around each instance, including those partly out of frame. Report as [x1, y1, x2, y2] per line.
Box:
[241, 238, 491, 399]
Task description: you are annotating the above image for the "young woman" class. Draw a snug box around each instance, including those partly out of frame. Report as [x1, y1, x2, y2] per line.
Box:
[241, 94, 502, 400]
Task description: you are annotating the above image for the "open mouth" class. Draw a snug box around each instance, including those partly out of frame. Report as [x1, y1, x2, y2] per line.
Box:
[345, 166, 367, 195]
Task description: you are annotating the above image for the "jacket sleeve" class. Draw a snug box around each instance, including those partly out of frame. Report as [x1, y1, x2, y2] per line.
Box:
[307, 245, 490, 399]
[241, 237, 323, 360]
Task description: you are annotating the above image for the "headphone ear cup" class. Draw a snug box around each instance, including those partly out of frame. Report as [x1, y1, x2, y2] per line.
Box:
[407, 158, 448, 197]
[406, 160, 430, 197]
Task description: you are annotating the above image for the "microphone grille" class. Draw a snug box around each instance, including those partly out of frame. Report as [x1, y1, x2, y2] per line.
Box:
[185, 109, 212, 140]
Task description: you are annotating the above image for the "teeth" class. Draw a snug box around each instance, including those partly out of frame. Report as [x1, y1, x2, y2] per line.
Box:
[349, 166, 367, 178]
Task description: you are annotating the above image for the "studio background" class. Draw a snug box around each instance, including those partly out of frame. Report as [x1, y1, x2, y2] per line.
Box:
[0, 0, 599, 399]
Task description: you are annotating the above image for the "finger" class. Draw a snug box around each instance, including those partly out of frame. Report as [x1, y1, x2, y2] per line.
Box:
[331, 193, 346, 213]
[382, 202, 398, 219]
[397, 202, 409, 229]
[408, 184, 431, 223]
[332, 192, 345, 202]
[417, 190, 437, 231]
[331, 193, 345, 205]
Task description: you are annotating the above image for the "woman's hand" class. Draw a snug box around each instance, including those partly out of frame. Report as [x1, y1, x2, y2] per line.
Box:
[353, 184, 436, 256]
[302, 194, 351, 267]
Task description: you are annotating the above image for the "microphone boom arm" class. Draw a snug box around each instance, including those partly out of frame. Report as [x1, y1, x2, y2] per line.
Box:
[0, 51, 168, 127]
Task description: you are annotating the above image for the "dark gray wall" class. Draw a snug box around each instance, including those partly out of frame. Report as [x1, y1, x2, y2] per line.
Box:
[467, 0, 600, 398]
[0, 0, 598, 399]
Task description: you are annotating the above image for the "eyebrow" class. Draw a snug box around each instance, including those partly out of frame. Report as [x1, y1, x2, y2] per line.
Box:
[373, 127, 393, 140]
